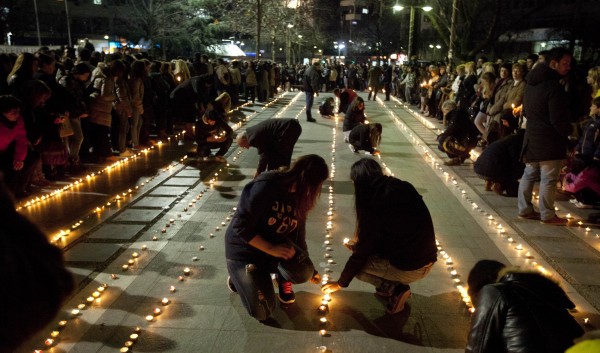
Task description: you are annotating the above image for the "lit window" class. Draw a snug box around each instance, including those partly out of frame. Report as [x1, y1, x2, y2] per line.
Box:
[94, 0, 102, 4]
[362, 8, 369, 14]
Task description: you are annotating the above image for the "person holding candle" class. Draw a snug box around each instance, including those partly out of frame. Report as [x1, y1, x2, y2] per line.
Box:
[322, 158, 437, 314]
[236, 118, 302, 177]
[225, 154, 328, 321]
[348, 123, 382, 155]
[465, 259, 583, 353]
[195, 92, 233, 162]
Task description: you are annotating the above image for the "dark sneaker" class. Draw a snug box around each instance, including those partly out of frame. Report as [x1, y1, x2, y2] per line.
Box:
[277, 280, 296, 304]
[375, 282, 396, 298]
[227, 276, 237, 293]
[307, 117, 317, 122]
[541, 216, 568, 226]
[518, 211, 540, 220]
[385, 284, 411, 314]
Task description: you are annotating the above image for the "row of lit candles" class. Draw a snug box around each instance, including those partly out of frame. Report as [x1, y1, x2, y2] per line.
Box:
[316, 111, 341, 343]
[382, 97, 595, 324]
[34, 93, 291, 352]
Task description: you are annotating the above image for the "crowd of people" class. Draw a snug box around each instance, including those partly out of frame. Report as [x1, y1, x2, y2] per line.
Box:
[2, 42, 599, 352]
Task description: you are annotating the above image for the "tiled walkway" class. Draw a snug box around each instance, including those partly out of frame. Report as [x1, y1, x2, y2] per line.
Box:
[17, 92, 599, 353]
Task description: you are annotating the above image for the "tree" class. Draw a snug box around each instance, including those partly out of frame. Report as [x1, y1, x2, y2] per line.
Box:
[126, 0, 224, 58]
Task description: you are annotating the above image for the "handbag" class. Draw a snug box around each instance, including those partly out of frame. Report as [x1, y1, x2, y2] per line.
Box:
[59, 116, 74, 138]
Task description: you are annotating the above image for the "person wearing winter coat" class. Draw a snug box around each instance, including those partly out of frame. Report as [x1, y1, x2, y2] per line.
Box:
[437, 100, 479, 166]
[343, 97, 366, 141]
[322, 158, 437, 315]
[367, 65, 383, 101]
[87, 61, 122, 162]
[465, 260, 583, 353]
[303, 62, 321, 122]
[518, 48, 574, 225]
[348, 123, 382, 155]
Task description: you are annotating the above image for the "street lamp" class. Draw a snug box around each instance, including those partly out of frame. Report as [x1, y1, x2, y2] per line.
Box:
[58, 0, 73, 47]
[393, 3, 432, 61]
[286, 23, 294, 65]
[104, 35, 110, 54]
[338, 43, 345, 61]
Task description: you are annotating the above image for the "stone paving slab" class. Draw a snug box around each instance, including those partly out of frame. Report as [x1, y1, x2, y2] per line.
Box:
[88, 223, 146, 240]
[64, 243, 123, 263]
[132, 196, 179, 208]
[162, 177, 199, 186]
[149, 186, 191, 196]
[175, 168, 203, 177]
[112, 208, 164, 223]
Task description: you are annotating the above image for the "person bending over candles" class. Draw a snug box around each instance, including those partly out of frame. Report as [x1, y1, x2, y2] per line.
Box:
[225, 155, 328, 321]
[322, 158, 437, 314]
[348, 123, 382, 155]
[236, 118, 302, 178]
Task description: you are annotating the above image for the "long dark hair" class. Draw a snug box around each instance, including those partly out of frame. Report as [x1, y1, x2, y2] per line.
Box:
[368, 123, 382, 149]
[278, 154, 329, 219]
[348, 96, 364, 113]
[350, 158, 384, 241]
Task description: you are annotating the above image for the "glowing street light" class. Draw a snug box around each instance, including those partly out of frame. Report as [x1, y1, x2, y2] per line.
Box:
[393, 3, 433, 60]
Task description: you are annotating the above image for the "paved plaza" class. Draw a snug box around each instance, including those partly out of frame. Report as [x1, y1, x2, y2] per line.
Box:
[16, 92, 600, 353]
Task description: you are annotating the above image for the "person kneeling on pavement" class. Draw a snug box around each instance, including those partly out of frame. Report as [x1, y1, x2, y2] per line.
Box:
[465, 260, 583, 353]
[195, 95, 233, 162]
[322, 158, 437, 314]
[318, 97, 335, 117]
[348, 123, 382, 155]
[437, 100, 479, 166]
[225, 155, 329, 321]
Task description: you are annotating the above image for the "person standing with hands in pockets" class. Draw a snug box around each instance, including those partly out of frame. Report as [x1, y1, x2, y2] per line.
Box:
[303, 62, 321, 122]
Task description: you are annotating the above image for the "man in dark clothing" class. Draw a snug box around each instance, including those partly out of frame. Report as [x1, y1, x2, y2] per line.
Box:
[322, 158, 437, 315]
[170, 74, 211, 138]
[236, 118, 302, 177]
[195, 110, 233, 162]
[303, 62, 321, 122]
[518, 47, 573, 225]
[382, 64, 393, 101]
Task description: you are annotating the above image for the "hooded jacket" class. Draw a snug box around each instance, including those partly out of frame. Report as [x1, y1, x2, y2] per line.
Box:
[337, 176, 437, 287]
[466, 271, 583, 353]
[520, 63, 572, 162]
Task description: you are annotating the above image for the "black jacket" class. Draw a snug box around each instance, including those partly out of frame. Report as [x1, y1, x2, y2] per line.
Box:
[466, 272, 583, 353]
[521, 63, 572, 162]
[337, 176, 437, 287]
[245, 118, 302, 173]
[474, 129, 525, 182]
[348, 124, 375, 153]
[343, 107, 366, 132]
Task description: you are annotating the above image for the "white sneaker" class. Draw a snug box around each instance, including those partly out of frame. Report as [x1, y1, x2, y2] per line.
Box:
[348, 144, 358, 153]
[575, 201, 595, 209]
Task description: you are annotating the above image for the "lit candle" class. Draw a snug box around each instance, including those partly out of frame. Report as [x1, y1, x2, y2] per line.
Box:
[122, 264, 129, 271]
[142, 245, 147, 250]
[319, 329, 327, 336]
[92, 291, 101, 298]
[199, 246, 205, 251]
[71, 309, 80, 316]
[343, 238, 350, 245]
[128, 259, 134, 265]
[153, 308, 161, 315]
[130, 333, 139, 341]
[152, 236, 158, 241]
[77, 303, 86, 310]
[178, 276, 184, 281]
[124, 341, 133, 347]
[132, 252, 139, 258]
[584, 318, 590, 325]
[145, 315, 154, 322]
[161, 298, 170, 305]
[50, 331, 60, 338]
[192, 256, 198, 261]
[86, 296, 94, 303]
[45, 339, 54, 346]
[170, 286, 176, 293]
[120, 348, 129, 353]
[58, 320, 67, 327]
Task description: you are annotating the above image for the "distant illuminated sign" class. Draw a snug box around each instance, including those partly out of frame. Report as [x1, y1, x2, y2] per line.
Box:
[362, 8, 369, 14]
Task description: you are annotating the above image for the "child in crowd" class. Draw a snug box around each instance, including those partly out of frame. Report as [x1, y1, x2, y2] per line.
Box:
[0, 96, 30, 197]
[563, 97, 600, 208]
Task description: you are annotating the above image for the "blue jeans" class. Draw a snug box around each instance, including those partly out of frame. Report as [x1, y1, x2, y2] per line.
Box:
[518, 160, 563, 221]
[305, 91, 315, 120]
[226, 257, 315, 321]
